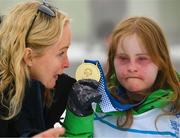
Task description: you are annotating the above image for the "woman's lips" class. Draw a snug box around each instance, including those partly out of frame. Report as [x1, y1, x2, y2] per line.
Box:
[54, 75, 58, 80]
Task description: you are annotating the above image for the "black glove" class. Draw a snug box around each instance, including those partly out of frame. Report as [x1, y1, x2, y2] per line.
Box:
[67, 79, 102, 116]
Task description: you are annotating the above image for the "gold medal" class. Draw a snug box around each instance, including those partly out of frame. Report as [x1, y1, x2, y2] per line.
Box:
[75, 62, 101, 82]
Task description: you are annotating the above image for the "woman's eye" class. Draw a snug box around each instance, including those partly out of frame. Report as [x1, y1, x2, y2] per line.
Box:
[58, 51, 65, 56]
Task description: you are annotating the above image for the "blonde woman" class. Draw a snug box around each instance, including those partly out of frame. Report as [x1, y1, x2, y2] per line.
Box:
[0, 0, 100, 137]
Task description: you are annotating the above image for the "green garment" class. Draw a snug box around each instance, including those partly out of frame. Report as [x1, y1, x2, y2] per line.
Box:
[63, 88, 173, 137]
[63, 109, 94, 138]
[132, 89, 173, 115]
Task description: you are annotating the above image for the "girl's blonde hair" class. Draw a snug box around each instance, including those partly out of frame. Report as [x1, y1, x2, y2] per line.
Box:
[106, 16, 180, 127]
[0, 1, 69, 119]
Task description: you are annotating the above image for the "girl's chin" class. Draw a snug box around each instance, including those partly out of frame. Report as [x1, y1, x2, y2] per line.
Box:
[127, 90, 142, 93]
[124, 82, 145, 92]
[125, 86, 144, 93]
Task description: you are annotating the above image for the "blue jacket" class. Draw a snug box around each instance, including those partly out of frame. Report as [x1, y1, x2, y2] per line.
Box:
[0, 74, 76, 137]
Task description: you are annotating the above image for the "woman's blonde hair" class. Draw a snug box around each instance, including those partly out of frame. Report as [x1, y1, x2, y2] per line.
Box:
[106, 16, 180, 127]
[0, 1, 70, 119]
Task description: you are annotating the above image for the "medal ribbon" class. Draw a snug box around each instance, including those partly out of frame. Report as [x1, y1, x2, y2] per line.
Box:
[84, 59, 145, 112]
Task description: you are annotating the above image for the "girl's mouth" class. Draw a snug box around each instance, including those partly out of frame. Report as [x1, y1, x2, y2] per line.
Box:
[126, 76, 143, 80]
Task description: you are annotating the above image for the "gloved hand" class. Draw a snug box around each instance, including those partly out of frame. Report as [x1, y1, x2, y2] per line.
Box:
[67, 79, 102, 116]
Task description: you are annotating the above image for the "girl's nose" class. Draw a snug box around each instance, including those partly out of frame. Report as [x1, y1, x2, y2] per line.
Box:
[127, 61, 138, 72]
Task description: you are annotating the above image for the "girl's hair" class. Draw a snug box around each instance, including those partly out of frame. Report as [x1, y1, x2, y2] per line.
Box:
[106, 16, 180, 127]
[0, 1, 69, 120]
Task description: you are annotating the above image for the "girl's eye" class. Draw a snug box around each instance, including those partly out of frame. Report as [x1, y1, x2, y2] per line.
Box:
[120, 57, 128, 60]
[118, 56, 129, 63]
[138, 57, 148, 61]
[137, 56, 151, 64]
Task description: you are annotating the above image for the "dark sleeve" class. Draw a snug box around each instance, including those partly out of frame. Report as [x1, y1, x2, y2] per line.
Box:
[46, 74, 76, 128]
[0, 119, 9, 137]
[14, 80, 46, 137]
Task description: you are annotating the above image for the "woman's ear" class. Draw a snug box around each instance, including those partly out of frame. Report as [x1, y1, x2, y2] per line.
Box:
[23, 48, 33, 66]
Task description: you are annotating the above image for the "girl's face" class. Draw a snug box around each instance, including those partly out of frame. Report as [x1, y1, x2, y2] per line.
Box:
[29, 23, 71, 89]
[114, 34, 158, 93]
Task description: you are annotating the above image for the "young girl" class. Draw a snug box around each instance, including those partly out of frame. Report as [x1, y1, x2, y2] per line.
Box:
[64, 16, 180, 138]
[94, 16, 180, 138]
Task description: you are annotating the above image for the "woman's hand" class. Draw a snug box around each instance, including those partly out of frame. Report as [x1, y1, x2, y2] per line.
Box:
[32, 127, 65, 138]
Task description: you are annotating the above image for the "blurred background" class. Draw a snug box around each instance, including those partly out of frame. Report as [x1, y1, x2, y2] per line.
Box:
[1, 0, 180, 77]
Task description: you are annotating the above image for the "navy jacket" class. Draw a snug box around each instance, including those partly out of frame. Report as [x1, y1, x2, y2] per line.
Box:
[0, 74, 76, 137]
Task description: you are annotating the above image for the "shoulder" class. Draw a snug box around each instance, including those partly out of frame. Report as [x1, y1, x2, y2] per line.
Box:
[22, 80, 44, 109]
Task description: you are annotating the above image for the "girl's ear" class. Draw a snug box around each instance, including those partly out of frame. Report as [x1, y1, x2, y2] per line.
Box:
[23, 48, 33, 66]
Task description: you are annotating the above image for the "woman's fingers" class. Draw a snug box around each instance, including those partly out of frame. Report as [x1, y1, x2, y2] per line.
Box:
[32, 127, 65, 138]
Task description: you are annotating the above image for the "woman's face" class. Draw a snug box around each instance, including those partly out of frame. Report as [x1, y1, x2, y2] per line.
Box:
[114, 34, 158, 93]
[29, 23, 71, 88]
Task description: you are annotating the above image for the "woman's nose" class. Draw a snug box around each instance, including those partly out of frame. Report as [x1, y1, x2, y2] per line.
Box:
[63, 56, 70, 68]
